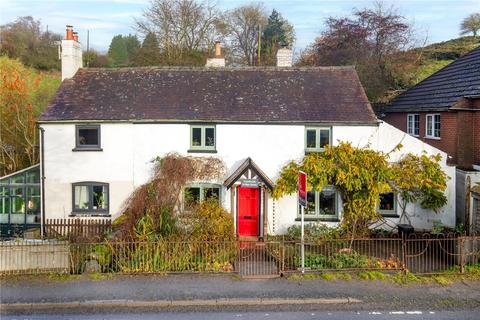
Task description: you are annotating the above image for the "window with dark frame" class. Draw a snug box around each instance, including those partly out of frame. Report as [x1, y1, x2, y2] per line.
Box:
[72, 182, 109, 214]
[75, 125, 101, 150]
[378, 192, 397, 216]
[407, 114, 419, 136]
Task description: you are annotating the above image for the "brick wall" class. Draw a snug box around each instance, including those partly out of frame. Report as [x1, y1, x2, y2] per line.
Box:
[383, 111, 458, 165]
[474, 112, 480, 166]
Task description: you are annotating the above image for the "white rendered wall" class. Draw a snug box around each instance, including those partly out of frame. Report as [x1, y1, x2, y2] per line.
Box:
[61, 40, 83, 80]
[41, 121, 455, 232]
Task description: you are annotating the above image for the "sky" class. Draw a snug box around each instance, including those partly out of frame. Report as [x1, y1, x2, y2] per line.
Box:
[1, 0, 479, 53]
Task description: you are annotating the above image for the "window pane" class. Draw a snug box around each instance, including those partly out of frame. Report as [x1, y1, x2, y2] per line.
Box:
[12, 196, 25, 214]
[192, 128, 202, 147]
[319, 130, 330, 148]
[306, 190, 316, 215]
[74, 185, 89, 210]
[185, 187, 200, 208]
[414, 115, 420, 136]
[434, 115, 441, 137]
[380, 193, 395, 211]
[26, 170, 40, 183]
[306, 130, 316, 149]
[319, 187, 336, 216]
[0, 186, 8, 197]
[204, 187, 220, 202]
[0, 197, 10, 214]
[407, 115, 412, 134]
[11, 174, 25, 184]
[78, 128, 99, 146]
[92, 185, 107, 210]
[427, 116, 432, 136]
[205, 128, 215, 147]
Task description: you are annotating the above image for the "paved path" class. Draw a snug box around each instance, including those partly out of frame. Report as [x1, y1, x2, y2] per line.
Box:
[1, 274, 480, 312]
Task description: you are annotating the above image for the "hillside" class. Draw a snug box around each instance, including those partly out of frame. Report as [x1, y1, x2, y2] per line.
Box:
[410, 36, 479, 84]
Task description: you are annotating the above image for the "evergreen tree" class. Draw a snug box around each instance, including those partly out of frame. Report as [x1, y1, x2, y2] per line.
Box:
[133, 32, 163, 66]
[108, 35, 128, 67]
[261, 10, 295, 65]
[124, 34, 141, 64]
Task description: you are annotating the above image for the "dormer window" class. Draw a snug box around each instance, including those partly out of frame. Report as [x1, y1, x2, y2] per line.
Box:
[189, 125, 216, 152]
[74, 125, 102, 151]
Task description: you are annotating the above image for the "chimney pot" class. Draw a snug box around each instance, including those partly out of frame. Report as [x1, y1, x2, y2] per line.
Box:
[66, 25, 74, 40]
[73, 32, 79, 42]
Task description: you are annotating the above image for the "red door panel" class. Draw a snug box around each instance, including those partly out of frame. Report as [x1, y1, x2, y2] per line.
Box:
[238, 187, 259, 236]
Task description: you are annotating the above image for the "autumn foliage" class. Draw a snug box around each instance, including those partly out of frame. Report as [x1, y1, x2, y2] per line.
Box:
[0, 56, 60, 175]
[273, 142, 448, 237]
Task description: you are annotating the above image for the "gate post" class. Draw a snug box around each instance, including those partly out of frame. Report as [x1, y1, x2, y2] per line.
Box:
[459, 236, 465, 274]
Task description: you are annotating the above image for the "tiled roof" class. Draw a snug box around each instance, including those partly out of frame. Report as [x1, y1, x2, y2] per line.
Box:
[386, 45, 480, 112]
[40, 66, 377, 124]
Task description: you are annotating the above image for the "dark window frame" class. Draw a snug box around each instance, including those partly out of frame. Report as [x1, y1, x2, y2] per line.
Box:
[74, 125, 102, 151]
[378, 192, 398, 217]
[72, 182, 109, 215]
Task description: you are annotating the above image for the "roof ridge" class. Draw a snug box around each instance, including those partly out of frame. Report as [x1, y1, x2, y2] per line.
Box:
[78, 65, 357, 72]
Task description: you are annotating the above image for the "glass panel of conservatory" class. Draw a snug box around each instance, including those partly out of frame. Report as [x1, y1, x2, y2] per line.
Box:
[11, 174, 25, 184]
[26, 170, 40, 184]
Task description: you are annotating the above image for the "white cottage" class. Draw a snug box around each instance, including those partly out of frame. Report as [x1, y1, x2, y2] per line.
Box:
[33, 31, 456, 239]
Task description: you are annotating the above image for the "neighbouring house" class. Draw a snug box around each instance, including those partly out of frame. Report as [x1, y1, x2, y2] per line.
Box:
[0, 27, 456, 238]
[381, 45, 480, 233]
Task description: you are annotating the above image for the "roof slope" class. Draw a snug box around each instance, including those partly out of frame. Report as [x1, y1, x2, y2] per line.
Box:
[387, 46, 480, 112]
[40, 66, 377, 124]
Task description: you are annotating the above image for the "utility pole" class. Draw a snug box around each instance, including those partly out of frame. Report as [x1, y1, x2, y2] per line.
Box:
[86, 30, 90, 67]
[257, 24, 261, 66]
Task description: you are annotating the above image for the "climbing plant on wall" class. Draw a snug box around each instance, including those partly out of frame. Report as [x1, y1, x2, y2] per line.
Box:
[273, 142, 448, 238]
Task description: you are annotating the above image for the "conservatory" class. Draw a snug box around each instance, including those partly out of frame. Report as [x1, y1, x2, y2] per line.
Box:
[0, 165, 41, 237]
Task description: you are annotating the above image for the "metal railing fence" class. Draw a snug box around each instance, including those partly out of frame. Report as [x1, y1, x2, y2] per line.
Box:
[1, 237, 479, 276]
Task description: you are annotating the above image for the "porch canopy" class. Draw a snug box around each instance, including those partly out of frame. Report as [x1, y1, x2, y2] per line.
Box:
[224, 158, 274, 190]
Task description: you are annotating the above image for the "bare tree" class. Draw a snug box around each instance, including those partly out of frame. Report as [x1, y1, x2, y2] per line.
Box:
[223, 3, 267, 65]
[135, 0, 222, 63]
[460, 13, 480, 37]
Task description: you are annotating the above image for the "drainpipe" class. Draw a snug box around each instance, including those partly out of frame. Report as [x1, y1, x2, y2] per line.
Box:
[38, 125, 46, 238]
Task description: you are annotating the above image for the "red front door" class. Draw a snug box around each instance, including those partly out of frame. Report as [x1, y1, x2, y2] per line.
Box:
[238, 187, 259, 236]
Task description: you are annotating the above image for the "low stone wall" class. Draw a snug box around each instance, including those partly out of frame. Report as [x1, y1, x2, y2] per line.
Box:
[0, 240, 69, 274]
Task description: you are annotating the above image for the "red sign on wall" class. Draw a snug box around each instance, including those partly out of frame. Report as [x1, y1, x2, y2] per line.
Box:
[298, 171, 307, 208]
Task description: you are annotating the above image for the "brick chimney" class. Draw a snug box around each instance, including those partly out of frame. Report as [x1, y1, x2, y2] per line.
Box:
[205, 41, 225, 67]
[276, 45, 293, 67]
[61, 25, 83, 81]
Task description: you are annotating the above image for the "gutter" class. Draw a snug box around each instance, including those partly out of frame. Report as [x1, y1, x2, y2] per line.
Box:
[37, 119, 381, 126]
[37, 125, 46, 238]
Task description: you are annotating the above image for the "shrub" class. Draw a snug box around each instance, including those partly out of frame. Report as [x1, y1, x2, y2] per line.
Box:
[298, 251, 375, 270]
[285, 224, 343, 242]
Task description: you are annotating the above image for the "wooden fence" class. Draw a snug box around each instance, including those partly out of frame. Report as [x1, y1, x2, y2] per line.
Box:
[45, 218, 112, 240]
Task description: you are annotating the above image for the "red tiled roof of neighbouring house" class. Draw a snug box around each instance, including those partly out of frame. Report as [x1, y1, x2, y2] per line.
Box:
[39, 66, 377, 124]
